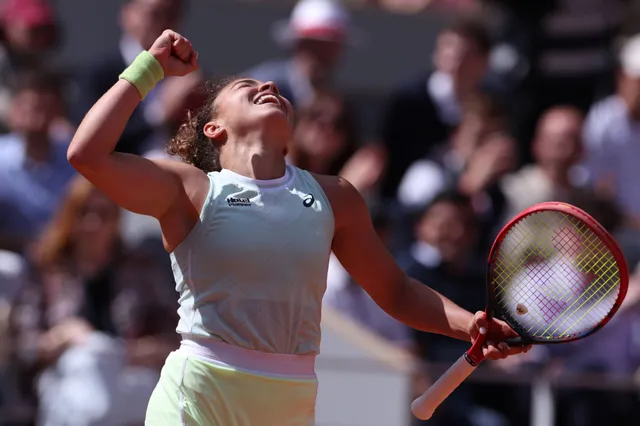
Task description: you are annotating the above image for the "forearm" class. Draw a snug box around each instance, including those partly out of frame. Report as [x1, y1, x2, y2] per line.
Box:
[67, 80, 142, 165]
[392, 276, 474, 342]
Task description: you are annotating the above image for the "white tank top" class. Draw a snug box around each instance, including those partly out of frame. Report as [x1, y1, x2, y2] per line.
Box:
[170, 165, 335, 355]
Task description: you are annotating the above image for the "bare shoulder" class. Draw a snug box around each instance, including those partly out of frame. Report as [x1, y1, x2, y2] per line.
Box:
[149, 158, 211, 218]
[310, 173, 370, 231]
[152, 157, 208, 182]
[153, 158, 208, 191]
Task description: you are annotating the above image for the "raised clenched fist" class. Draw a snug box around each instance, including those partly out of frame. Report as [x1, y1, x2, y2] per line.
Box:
[149, 29, 199, 77]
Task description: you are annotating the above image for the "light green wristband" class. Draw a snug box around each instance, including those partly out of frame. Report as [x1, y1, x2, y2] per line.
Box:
[119, 50, 164, 99]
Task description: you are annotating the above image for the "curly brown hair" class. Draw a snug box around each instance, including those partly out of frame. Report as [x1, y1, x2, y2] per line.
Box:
[166, 76, 237, 173]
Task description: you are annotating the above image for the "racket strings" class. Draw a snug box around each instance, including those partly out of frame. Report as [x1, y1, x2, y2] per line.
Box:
[512, 217, 617, 338]
[492, 211, 621, 342]
[511, 215, 617, 338]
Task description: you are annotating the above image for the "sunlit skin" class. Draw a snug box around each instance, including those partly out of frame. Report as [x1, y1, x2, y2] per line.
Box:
[67, 30, 531, 368]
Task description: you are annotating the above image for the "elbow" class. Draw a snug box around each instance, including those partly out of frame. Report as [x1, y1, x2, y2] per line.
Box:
[66, 147, 90, 172]
[66, 145, 83, 168]
[66, 138, 97, 171]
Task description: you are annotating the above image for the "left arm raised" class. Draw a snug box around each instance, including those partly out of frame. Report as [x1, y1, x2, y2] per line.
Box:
[321, 176, 473, 342]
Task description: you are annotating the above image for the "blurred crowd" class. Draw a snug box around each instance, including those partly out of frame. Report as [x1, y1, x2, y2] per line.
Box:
[1, 0, 640, 425]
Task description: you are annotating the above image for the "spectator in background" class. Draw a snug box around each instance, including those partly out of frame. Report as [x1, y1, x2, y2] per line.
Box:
[71, 0, 198, 155]
[378, 0, 478, 14]
[0, 0, 60, 134]
[0, 249, 27, 423]
[401, 192, 505, 426]
[288, 90, 386, 201]
[485, 0, 628, 164]
[397, 93, 516, 252]
[400, 192, 483, 360]
[141, 71, 207, 160]
[10, 176, 176, 425]
[379, 16, 492, 199]
[323, 207, 411, 347]
[0, 249, 26, 310]
[246, 0, 359, 109]
[0, 70, 74, 254]
[495, 261, 640, 426]
[583, 33, 640, 229]
[501, 106, 591, 220]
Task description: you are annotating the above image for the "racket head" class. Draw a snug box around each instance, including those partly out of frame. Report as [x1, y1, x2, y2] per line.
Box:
[483, 202, 628, 350]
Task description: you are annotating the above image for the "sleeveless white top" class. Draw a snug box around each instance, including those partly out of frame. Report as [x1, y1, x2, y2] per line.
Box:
[170, 165, 335, 355]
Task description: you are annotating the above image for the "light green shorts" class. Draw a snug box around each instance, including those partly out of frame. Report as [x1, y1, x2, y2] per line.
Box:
[145, 351, 318, 426]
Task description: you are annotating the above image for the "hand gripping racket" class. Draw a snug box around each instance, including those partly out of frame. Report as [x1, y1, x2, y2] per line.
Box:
[411, 201, 629, 421]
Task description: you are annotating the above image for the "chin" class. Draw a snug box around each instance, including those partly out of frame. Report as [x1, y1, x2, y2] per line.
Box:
[260, 109, 291, 128]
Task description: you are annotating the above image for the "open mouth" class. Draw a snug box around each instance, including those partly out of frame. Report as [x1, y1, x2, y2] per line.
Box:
[254, 93, 282, 108]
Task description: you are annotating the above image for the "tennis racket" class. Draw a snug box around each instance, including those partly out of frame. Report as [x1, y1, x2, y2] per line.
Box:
[411, 201, 629, 421]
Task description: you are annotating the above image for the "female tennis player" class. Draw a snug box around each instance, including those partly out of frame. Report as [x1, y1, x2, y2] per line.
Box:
[68, 30, 530, 425]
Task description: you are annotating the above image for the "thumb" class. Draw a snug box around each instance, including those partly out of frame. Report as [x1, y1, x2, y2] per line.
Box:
[473, 311, 489, 337]
[162, 29, 180, 44]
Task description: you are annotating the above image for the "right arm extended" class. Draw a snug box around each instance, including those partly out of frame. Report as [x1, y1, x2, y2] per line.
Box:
[67, 31, 206, 236]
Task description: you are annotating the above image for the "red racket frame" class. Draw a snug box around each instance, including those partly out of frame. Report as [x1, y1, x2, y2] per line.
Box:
[465, 201, 629, 366]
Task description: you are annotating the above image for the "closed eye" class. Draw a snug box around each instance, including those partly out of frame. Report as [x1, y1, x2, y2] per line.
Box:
[232, 79, 259, 91]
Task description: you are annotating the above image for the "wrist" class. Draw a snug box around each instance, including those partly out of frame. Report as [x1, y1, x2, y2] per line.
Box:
[451, 309, 474, 342]
[119, 50, 164, 99]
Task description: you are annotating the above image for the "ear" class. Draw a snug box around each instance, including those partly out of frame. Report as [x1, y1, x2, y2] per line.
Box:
[203, 121, 226, 142]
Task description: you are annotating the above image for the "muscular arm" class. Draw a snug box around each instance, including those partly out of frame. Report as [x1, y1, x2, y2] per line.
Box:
[67, 31, 207, 250]
[320, 175, 473, 342]
[67, 80, 204, 219]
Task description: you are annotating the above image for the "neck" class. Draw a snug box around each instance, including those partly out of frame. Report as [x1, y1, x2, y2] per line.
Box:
[221, 141, 287, 180]
[23, 132, 51, 163]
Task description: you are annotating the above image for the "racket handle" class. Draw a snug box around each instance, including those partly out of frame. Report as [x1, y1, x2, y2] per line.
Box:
[410, 353, 478, 420]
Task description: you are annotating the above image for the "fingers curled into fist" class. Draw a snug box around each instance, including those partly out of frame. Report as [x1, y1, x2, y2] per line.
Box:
[149, 29, 199, 77]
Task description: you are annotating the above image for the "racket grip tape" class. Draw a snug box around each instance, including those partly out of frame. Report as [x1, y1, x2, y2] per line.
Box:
[410, 353, 478, 420]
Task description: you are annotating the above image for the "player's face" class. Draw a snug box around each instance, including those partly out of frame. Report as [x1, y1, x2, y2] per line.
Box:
[214, 78, 294, 139]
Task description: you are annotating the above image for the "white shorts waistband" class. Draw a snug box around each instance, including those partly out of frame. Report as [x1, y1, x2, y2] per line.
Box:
[178, 336, 316, 378]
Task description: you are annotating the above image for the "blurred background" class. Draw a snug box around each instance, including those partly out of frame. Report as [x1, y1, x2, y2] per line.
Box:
[1, 0, 640, 425]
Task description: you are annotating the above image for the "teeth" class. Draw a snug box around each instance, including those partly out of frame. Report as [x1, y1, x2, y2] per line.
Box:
[256, 95, 278, 105]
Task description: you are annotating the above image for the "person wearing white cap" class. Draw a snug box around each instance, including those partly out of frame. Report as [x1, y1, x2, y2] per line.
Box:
[245, 0, 359, 108]
[583, 33, 640, 227]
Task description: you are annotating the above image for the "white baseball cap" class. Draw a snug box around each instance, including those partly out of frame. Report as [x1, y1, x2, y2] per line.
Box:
[271, 0, 363, 47]
[620, 33, 640, 78]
